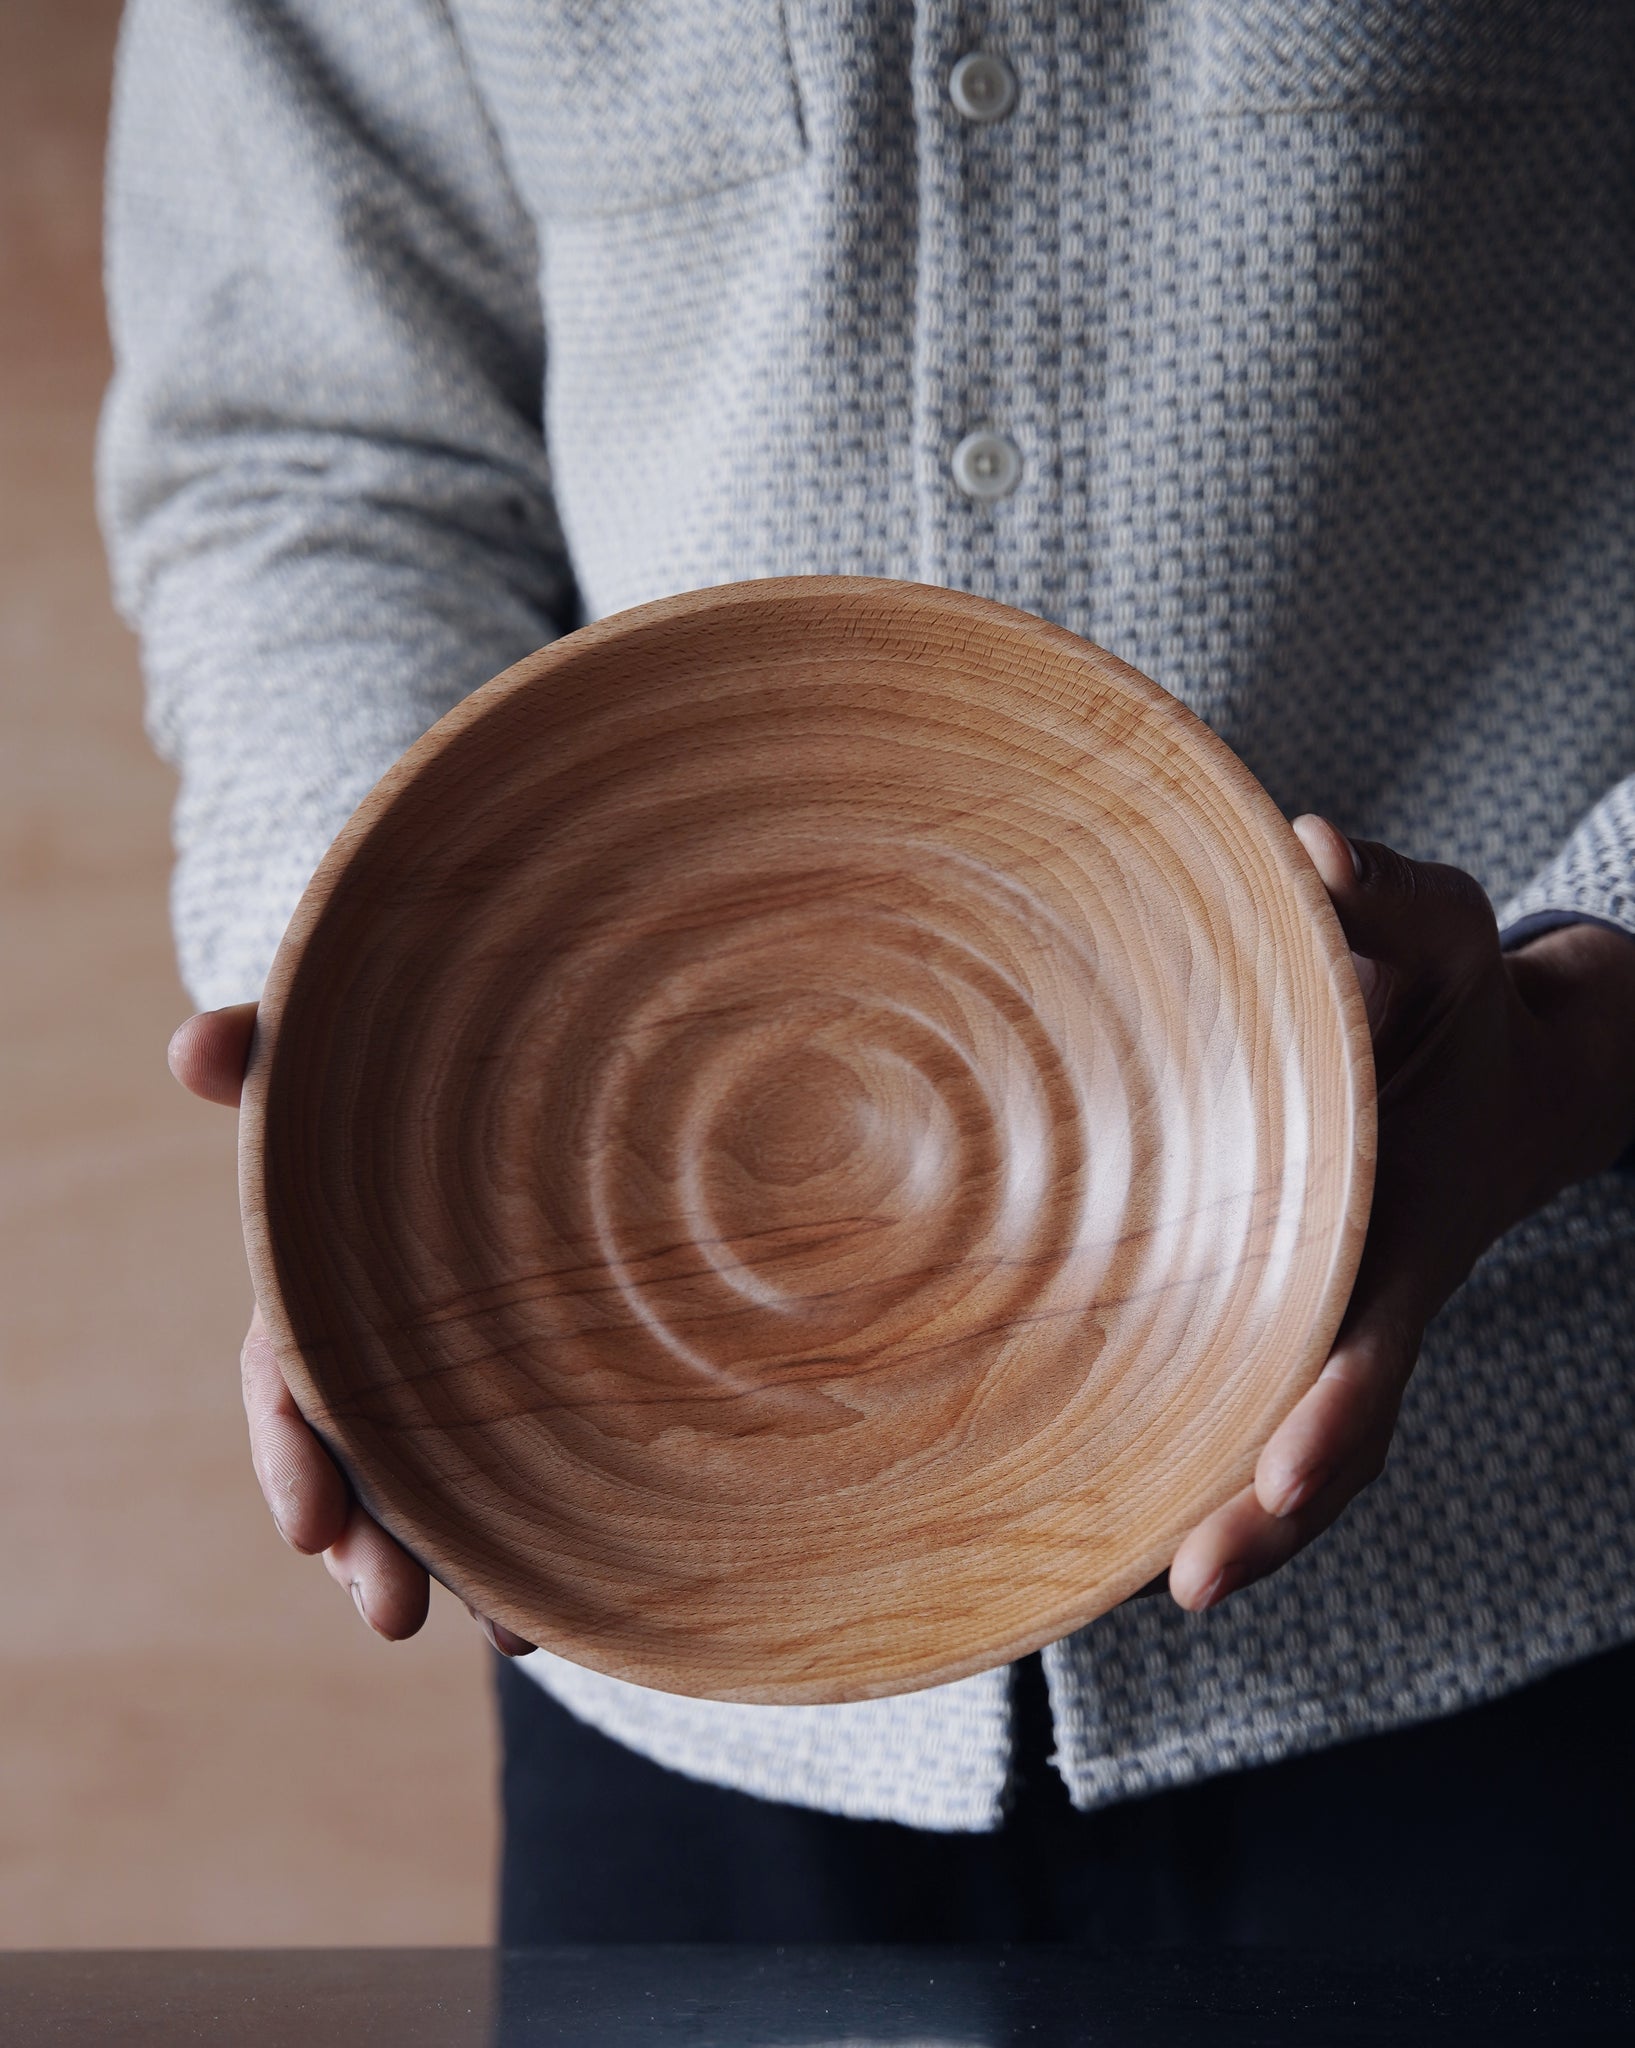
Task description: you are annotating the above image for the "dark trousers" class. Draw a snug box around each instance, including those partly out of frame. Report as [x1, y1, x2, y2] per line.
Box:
[497, 1638, 1635, 1948]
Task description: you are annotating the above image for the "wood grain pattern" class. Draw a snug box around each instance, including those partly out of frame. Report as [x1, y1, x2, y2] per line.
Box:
[241, 578, 1375, 1705]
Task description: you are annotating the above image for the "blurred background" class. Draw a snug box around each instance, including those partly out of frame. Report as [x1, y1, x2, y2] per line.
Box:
[0, 2, 495, 1945]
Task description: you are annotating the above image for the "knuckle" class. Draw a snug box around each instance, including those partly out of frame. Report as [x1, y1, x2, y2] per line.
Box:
[1355, 1429, 1393, 1490]
[1352, 839, 1495, 948]
[1350, 837, 1412, 899]
[1427, 862, 1499, 944]
[1370, 1319, 1424, 1391]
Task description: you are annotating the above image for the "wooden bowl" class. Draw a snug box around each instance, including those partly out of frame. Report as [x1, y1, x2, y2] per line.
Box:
[241, 578, 1374, 1704]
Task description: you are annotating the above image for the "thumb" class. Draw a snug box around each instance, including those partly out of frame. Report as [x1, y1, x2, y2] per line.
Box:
[1292, 815, 1496, 973]
[167, 1002, 259, 1107]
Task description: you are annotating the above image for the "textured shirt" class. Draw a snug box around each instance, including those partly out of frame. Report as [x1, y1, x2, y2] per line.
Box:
[100, 0, 1635, 1830]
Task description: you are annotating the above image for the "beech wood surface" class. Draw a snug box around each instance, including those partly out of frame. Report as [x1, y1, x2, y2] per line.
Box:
[241, 578, 1375, 1704]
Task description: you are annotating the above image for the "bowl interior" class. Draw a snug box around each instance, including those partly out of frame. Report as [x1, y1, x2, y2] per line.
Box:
[242, 579, 1373, 1703]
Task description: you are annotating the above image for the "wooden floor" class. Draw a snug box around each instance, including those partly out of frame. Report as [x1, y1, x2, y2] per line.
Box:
[0, 2, 495, 1945]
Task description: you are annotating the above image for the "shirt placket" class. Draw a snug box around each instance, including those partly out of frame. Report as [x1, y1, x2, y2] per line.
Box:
[912, 0, 1065, 619]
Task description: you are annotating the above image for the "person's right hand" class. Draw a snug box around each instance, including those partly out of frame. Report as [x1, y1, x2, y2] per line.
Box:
[168, 1003, 536, 1656]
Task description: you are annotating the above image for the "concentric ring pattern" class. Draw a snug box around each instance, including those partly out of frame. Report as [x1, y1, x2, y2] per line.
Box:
[242, 580, 1374, 1704]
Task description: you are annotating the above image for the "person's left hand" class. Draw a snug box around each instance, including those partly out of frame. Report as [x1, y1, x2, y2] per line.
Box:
[1166, 814, 1635, 1613]
[168, 1001, 537, 1658]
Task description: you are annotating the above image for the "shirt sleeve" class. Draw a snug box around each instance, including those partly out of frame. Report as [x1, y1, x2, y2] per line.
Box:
[97, 0, 575, 1009]
[1496, 777, 1635, 952]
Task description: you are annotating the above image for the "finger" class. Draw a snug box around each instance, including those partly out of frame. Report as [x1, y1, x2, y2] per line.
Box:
[467, 1607, 538, 1658]
[241, 1307, 349, 1555]
[1171, 1439, 1388, 1609]
[1255, 1313, 1421, 1520]
[1291, 815, 1496, 974]
[168, 1003, 258, 1106]
[324, 1503, 431, 1641]
[1169, 1483, 1310, 1611]
[1170, 1315, 1420, 1610]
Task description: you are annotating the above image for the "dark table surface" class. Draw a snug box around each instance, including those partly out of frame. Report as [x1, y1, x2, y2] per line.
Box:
[2, 1945, 1631, 2045]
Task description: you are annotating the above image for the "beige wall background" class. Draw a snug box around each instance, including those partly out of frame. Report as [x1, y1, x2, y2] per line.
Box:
[0, 1, 495, 1946]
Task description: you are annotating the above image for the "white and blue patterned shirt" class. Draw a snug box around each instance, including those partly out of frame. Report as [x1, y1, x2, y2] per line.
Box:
[101, 0, 1635, 1829]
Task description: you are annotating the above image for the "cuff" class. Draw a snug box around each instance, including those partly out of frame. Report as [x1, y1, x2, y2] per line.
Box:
[1495, 775, 1635, 953]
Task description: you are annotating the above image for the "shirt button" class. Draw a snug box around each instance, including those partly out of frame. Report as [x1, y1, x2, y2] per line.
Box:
[949, 51, 1019, 124]
[951, 429, 1023, 501]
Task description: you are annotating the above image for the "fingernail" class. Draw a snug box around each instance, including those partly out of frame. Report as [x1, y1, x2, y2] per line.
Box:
[1184, 1568, 1226, 1612]
[1293, 815, 1360, 893]
[1266, 1467, 1323, 1518]
[350, 1580, 372, 1631]
[1265, 1481, 1303, 1518]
